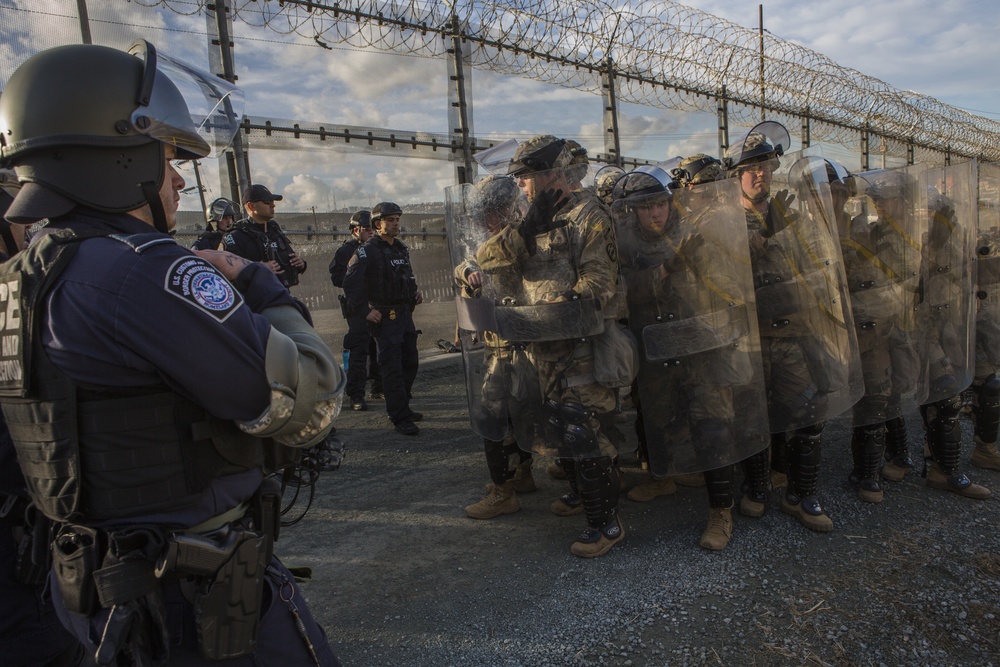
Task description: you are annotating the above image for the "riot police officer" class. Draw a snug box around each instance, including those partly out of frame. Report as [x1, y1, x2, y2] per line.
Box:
[918, 171, 988, 499]
[724, 122, 862, 532]
[329, 210, 382, 410]
[447, 175, 540, 518]
[970, 164, 1000, 472]
[343, 202, 423, 435]
[479, 135, 626, 557]
[192, 197, 236, 250]
[611, 165, 769, 551]
[224, 183, 307, 288]
[0, 41, 344, 665]
[0, 179, 84, 666]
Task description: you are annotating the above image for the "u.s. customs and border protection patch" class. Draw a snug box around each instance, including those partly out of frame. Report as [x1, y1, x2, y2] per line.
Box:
[164, 257, 244, 322]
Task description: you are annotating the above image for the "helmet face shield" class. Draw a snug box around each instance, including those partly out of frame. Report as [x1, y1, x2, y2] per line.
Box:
[611, 166, 678, 236]
[129, 41, 244, 160]
[724, 121, 791, 172]
[474, 139, 520, 176]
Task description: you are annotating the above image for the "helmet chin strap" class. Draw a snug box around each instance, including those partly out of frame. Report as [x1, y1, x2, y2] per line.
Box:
[140, 180, 170, 233]
[743, 188, 770, 206]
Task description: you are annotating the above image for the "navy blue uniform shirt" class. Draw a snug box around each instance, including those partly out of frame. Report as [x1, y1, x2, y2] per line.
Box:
[41, 209, 303, 527]
[342, 234, 418, 313]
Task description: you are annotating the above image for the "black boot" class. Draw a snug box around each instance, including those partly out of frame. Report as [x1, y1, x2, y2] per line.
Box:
[922, 398, 991, 499]
[739, 449, 769, 518]
[882, 417, 912, 482]
[570, 456, 624, 558]
[782, 426, 833, 531]
[848, 425, 886, 503]
[550, 457, 583, 516]
[769, 432, 789, 489]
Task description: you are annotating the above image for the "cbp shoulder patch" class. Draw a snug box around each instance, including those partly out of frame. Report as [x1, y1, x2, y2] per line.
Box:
[164, 257, 244, 322]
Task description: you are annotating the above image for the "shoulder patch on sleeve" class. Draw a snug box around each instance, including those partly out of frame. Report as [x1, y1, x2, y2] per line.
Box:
[222, 233, 236, 247]
[164, 256, 244, 322]
[356, 246, 367, 259]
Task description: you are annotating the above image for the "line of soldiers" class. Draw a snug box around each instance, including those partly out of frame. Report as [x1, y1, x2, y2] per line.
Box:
[447, 127, 998, 557]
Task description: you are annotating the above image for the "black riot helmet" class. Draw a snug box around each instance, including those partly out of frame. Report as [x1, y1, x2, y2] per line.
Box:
[0, 41, 244, 231]
[723, 121, 791, 174]
[611, 165, 678, 203]
[206, 197, 236, 226]
[349, 210, 372, 230]
[371, 201, 403, 223]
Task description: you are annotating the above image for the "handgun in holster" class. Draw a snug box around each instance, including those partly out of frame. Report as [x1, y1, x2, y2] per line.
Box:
[338, 293, 350, 319]
[156, 524, 271, 660]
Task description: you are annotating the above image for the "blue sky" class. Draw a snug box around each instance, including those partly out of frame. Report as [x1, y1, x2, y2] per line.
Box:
[1, 0, 997, 212]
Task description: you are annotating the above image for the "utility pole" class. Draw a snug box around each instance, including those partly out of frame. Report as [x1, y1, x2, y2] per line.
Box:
[759, 4, 765, 122]
[206, 0, 250, 204]
[76, 0, 92, 44]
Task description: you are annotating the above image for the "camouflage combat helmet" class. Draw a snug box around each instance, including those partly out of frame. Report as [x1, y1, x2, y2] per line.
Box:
[723, 121, 791, 173]
[673, 154, 724, 186]
[507, 135, 573, 177]
[594, 165, 626, 205]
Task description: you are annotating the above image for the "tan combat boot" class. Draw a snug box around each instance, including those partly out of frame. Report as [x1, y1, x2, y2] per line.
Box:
[550, 493, 584, 516]
[626, 476, 677, 502]
[780, 494, 833, 532]
[925, 462, 992, 500]
[464, 480, 519, 519]
[971, 436, 1000, 471]
[698, 506, 733, 551]
[546, 461, 568, 480]
[570, 516, 625, 558]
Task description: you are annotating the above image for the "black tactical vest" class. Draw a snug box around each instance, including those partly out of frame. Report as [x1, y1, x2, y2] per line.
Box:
[0, 228, 292, 524]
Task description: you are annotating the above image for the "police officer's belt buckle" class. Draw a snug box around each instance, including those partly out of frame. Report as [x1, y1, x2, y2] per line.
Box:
[389, 309, 397, 320]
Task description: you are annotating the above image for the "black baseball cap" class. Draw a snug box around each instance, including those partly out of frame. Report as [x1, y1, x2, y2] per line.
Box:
[242, 183, 283, 206]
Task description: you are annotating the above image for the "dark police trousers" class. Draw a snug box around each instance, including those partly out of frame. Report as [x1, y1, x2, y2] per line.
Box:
[345, 312, 381, 402]
[371, 307, 419, 424]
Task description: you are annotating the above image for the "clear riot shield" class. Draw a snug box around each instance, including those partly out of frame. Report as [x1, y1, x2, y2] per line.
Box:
[975, 162, 1000, 379]
[445, 181, 539, 447]
[759, 151, 864, 432]
[614, 178, 770, 476]
[839, 165, 928, 425]
[915, 160, 977, 405]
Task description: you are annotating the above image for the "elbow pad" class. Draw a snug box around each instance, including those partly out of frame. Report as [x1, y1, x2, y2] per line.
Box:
[238, 305, 345, 447]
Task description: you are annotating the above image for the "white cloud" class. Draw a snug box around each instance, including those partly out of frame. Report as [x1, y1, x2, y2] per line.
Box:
[3, 0, 996, 209]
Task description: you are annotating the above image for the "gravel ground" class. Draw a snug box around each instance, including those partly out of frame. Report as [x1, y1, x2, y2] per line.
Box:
[278, 353, 1000, 667]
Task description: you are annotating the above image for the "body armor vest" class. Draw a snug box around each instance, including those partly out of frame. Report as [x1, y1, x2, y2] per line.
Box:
[0, 228, 291, 523]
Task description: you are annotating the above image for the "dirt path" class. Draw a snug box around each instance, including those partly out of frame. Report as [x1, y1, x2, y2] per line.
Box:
[279, 356, 1000, 666]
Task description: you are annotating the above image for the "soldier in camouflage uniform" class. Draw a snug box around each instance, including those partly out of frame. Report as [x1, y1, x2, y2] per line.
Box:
[917, 168, 989, 499]
[476, 135, 627, 557]
[452, 175, 541, 519]
[970, 164, 1000, 472]
[724, 123, 862, 532]
[612, 165, 769, 550]
[831, 165, 922, 502]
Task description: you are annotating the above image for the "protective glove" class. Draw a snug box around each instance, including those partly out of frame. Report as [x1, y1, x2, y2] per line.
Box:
[518, 188, 570, 255]
[765, 189, 798, 236]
